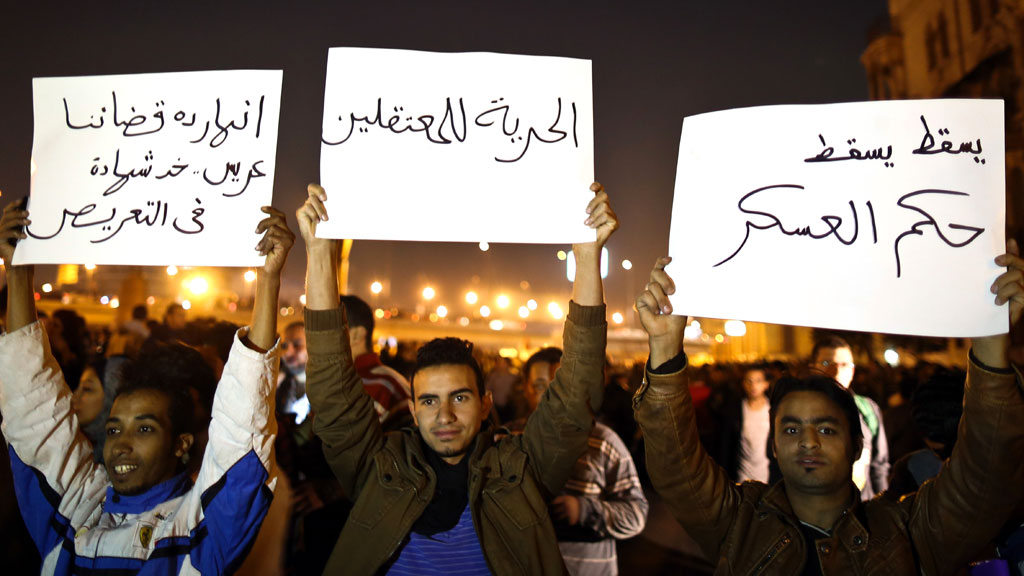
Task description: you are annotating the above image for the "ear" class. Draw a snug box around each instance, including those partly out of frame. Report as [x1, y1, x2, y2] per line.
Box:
[408, 398, 418, 427]
[349, 325, 366, 347]
[175, 433, 195, 459]
[480, 390, 493, 422]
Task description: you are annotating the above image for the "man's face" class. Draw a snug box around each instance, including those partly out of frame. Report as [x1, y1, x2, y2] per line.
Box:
[773, 390, 854, 496]
[73, 367, 106, 426]
[166, 309, 186, 331]
[281, 326, 307, 372]
[742, 369, 769, 401]
[525, 361, 558, 412]
[813, 346, 855, 389]
[103, 390, 192, 495]
[410, 364, 491, 465]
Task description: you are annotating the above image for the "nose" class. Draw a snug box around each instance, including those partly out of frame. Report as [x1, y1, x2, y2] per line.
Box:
[799, 428, 820, 450]
[438, 401, 456, 425]
[109, 434, 133, 457]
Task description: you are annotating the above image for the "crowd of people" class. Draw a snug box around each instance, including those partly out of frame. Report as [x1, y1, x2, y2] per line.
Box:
[1, 184, 1022, 575]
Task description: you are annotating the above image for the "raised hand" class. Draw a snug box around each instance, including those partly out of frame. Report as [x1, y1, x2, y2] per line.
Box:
[296, 183, 334, 253]
[636, 257, 688, 369]
[254, 206, 295, 277]
[0, 198, 30, 265]
[973, 238, 1024, 369]
[571, 183, 619, 307]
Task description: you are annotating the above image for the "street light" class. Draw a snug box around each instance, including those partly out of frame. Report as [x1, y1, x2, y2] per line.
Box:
[370, 281, 383, 294]
[465, 291, 478, 305]
[496, 294, 510, 309]
[166, 265, 178, 276]
[422, 286, 435, 300]
[243, 270, 257, 283]
[479, 305, 491, 318]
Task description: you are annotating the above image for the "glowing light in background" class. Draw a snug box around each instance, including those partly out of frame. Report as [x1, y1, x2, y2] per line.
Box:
[612, 312, 624, 324]
[375, 308, 385, 319]
[479, 241, 489, 251]
[84, 263, 97, 271]
[556, 250, 567, 261]
[182, 300, 192, 311]
[422, 286, 435, 300]
[436, 305, 448, 318]
[243, 270, 257, 282]
[496, 294, 510, 309]
[166, 265, 178, 276]
[621, 259, 633, 270]
[724, 320, 747, 337]
[100, 295, 110, 305]
[714, 334, 725, 343]
[109, 297, 120, 309]
[518, 306, 530, 318]
[527, 299, 538, 311]
[299, 294, 307, 306]
[884, 349, 900, 366]
[548, 302, 564, 320]
[479, 305, 491, 318]
[41, 283, 53, 293]
[465, 291, 478, 305]
[489, 319, 504, 331]
[370, 281, 383, 294]
[188, 276, 209, 295]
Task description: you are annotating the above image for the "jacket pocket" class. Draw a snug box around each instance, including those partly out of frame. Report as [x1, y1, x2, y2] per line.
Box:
[482, 454, 545, 530]
[348, 452, 411, 530]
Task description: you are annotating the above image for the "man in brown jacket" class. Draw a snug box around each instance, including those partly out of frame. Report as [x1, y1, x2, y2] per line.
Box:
[632, 243, 1024, 575]
[295, 182, 617, 575]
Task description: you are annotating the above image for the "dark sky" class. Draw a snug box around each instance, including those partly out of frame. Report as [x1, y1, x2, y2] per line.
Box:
[0, 1, 888, 315]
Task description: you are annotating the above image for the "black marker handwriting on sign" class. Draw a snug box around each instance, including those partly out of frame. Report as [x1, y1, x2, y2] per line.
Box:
[912, 115, 985, 163]
[805, 135, 895, 167]
[64, 92, 265, 148]
[321, 96, 578, 163]
[26, 198, 206, 244]
[714, 184, 984, 277]
[90, 149, 263, 197]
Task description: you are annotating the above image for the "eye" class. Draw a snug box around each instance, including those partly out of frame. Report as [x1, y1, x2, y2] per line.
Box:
[454, 394, 467, 403]
[139, 425, 154, 433]
[784, 426, 798, 435]
[819, 426, 836, 435]
[420, 398, 434, 407]
[106, 427, 120, 437]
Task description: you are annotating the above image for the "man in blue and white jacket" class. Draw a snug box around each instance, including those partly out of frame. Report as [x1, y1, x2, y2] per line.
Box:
[0, 201, 293, 575]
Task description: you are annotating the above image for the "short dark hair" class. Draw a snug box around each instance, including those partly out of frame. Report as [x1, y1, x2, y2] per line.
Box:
[284, 320, 304, 334]
[117, 343, 214, 438]
[165, 303, 184, 318]
[769, 374, 864, 464]
[524, 347, 563, 383]
[411, 337, 485, 397]
[131, 305, 148, 321]
[340, 295, 374, 350]
[911, 367, 965, 458]
[811, 335, 851, 361]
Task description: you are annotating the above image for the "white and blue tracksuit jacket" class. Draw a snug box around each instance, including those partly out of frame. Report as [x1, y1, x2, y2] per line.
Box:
[0, 321, 278, 575]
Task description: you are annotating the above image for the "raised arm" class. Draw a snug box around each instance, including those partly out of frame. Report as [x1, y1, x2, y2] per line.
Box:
[295, 184, 384, 498]
[1, 199, 36, 332]
[633, 258, 742, 559]
[248, 206, 295, 350]
[521, 183, 613, 496]
[909, 239, 1024, 574]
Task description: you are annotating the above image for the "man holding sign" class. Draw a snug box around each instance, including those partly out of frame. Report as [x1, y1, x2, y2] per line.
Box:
[632, 246, 1024, 575]
[0, 199, 291, 575]
[296, 182, 615, 575]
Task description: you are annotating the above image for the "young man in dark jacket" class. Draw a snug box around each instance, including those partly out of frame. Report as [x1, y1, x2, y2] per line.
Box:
[296, 182, 616, 575]
[632, 244, 1024, 575]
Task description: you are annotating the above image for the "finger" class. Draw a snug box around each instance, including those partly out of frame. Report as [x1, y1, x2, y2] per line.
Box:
[995, 250, 1024, 272]
[646, 280, 673, 315]
[635, 290, 661, 324]
[995, 279, 1024, 306]
[585, 189, 608, 215]
[307, 195, 328, 222]
[307, 183, 327, 202]
[589, 181, 603, 194]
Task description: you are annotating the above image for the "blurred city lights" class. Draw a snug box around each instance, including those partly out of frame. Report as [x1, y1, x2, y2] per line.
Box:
[714, 334, 725, 343]
[299, 294, 307, 306]
[188, 276, 209, 295]
[489, 319, 504, 331]
[458, 316, 470, 326]
[182, 300, 192, 311]
[548, 302, 564, 320]
[100, 295, 110, 305]
[84, 263, 97, 271]
[146, 296, 156, 306]
[479, 241, 489, 252]
[499, 348, 518, 358]
[884, 349, 900, 366]
[166, 265, 178, 276]
[527, 299, 538, 311]
[622, 259, 633, 270]
[429, 313, 439, 322]
[465, 291, 478, 305]
[479, 305, 491, 318]
[109, 297, 120, 309]
[496, 294, 510, 309]
[375, 308, 385, 319]
[436, 305, 448, 318]
[243, 270, 257, 282]
[684, 322, 703, 340]
[518, 306, 530, 318]
[612, 312, 624, 324]
[724, 320, 747, 337]
[422, 286, 435, 300]
[556, 250, 567, 261]
[41, 283, 53, 293]
[370, 281, 383, 294]
[519, 280, 530, 290]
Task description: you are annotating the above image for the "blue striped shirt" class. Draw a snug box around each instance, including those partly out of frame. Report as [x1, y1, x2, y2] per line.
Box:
[387, 504, 491, 575]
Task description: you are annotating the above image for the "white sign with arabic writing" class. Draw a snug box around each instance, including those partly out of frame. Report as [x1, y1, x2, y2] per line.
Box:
[667, 99, 1006, 337]
[15, 70, 283, 267]
[318, 48, 594, 244]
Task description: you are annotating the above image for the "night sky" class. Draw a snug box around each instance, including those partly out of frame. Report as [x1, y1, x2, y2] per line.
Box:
[0, 1, 889, 316]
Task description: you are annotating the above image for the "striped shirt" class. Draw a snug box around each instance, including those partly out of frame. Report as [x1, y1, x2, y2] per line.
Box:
[386, 505, 491, 575]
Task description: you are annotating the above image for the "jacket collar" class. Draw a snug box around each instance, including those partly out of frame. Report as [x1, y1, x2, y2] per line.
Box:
[104, 472, 192, 515]
[757, 480, 869, 548]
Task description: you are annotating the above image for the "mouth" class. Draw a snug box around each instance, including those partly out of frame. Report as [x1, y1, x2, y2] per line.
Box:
[796, 457, 825, 469]
[432, 429, 462, 441]
[111, 463, 139, 476]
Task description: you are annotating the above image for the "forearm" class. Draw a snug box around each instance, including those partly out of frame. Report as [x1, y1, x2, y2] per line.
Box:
[571, 244, 603, 306]
[5, 265, 36, 333]
[971, 334, 1010, 369]
[306, 244, 339, 310]
[247, 273, 280, 352]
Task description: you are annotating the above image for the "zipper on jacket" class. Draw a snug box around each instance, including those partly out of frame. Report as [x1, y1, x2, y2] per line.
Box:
[751, 534, 792, 575]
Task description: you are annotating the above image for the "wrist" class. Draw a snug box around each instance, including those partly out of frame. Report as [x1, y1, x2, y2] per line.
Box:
[649, 337, 683, 369]
[971, 335, 1010, 369]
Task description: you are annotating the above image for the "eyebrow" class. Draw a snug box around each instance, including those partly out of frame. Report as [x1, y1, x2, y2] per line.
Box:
[105, 414, 161, 426]
[780, 416, 841, 426]
[417, 388, 475, 402]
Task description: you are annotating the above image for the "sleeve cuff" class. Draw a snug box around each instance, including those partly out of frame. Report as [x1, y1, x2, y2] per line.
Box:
[568, 301, 606, 327]
[968, 347, 1016, 375]
[648, 350, 687, 375]
[304, 307, 346, 333]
